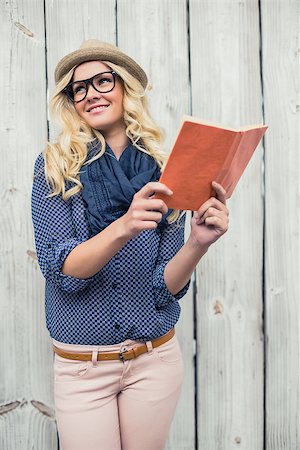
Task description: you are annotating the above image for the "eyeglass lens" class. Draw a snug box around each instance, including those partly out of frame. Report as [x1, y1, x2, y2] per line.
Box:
[68, 72, 115, 102]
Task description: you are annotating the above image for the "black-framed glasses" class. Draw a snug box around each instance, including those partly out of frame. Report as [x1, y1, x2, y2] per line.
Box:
[64, 71, 117, 103]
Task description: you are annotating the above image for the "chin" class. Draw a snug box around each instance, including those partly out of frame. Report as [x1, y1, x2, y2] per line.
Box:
[84, 114, 125, 135]
[91, 122, 111, 132]
[86, 118, 109, 130]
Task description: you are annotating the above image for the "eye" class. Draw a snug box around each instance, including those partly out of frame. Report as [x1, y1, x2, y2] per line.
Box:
[95, 73, 114, 86]
[72, 82, 86, 94]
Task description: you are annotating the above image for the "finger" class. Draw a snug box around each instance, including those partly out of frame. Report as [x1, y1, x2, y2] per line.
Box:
[134, 198, 168, 215]
[205, 216, 228, 231]
[139, 221, 159, 231]
[196, 207, 225, 224]
[196, 197, 228, 218]
[202, 216, 229, 230]
[137, 182, 173, 199]
[133, 211, 163, 223]
[212, 181, 227, 205]
[203, 216, 228, 231]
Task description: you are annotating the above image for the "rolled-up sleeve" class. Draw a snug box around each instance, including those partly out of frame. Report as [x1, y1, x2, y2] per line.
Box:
[31, 153, 95, 293]
[153, 213, 191, 308]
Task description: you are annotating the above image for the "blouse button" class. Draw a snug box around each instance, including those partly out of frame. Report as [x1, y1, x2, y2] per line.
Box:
[112, 282, 118, 289]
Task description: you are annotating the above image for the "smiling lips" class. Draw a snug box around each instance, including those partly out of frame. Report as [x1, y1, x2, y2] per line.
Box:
[87, 104, 110, 113]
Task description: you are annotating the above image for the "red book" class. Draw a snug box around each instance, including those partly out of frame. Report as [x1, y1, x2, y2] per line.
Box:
[156, 116, 268, 210]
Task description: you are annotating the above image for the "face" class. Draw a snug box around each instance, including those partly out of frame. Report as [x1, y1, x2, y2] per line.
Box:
[71, 61, 125, 138]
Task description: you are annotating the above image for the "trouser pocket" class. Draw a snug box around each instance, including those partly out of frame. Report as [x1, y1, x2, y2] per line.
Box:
[54, 354, 91, 382]
[153, 335, 183, 364]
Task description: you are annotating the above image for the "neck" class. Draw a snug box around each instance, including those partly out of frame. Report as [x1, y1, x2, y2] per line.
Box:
[102, 127, 130, 160]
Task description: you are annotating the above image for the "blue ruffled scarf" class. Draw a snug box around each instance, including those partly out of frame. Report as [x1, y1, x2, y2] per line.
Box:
[79, 140, 171, 236]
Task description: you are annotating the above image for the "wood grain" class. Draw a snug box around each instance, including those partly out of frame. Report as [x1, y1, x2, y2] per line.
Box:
[0, 0, 57, 449]
[262, 0, 300, 449]
[1, 1, 299, 449]
[190, 0, 264, 448]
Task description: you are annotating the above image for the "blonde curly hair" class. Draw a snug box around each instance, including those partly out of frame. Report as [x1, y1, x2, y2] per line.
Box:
[43, 61, 181, 223]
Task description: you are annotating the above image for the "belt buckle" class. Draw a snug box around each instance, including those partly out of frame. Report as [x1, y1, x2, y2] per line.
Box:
[119, 346, 128, 362]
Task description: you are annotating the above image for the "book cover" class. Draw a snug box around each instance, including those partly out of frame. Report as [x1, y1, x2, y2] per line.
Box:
[156, 116, 268, 210]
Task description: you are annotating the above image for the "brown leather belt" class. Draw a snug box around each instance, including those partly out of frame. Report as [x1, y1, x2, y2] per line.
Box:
[53, 328, 175, 362]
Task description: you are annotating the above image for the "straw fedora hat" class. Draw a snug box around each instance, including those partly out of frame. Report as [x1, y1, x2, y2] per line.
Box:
[54, 39, 148, 89]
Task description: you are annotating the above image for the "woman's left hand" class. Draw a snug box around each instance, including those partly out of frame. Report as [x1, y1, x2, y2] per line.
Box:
[189, 181, 229, 249]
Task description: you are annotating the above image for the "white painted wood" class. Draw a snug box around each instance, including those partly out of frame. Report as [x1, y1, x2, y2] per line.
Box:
[262, 1, 300, 449]
[190, 1, 264, 449]
[0, 0, 57, 449]
[2, 1, 299, 449]
[117, 1, 195, 448]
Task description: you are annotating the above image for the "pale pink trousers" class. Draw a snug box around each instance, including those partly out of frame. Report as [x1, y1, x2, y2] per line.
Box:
[53, 332, 184, 450]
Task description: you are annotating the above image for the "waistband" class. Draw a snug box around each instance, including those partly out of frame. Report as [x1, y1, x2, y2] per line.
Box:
[53, 328, 175, 363]
[52, 329, 174, 354]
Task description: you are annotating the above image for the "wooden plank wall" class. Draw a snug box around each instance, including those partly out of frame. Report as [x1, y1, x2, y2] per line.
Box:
[1, 0, 57, 449]
[0, 1, 299, 449]
[262, 1, 300, 449]
[190, 1, 264, 448]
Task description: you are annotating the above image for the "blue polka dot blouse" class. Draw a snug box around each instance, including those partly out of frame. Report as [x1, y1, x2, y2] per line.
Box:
[31, 152, 190, 345]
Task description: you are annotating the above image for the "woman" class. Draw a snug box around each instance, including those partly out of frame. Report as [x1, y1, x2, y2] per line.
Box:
[31, 40, 229, 450]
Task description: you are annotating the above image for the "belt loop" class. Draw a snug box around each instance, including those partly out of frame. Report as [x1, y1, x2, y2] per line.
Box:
[92, 349, 98, 367]
[146, 340, 153, 354]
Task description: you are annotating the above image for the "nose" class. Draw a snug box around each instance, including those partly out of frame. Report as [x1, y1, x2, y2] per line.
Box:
[85, 82, 101, 100]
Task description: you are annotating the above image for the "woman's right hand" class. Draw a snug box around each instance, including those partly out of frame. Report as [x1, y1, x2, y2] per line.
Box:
[119, 182, 173, 238]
